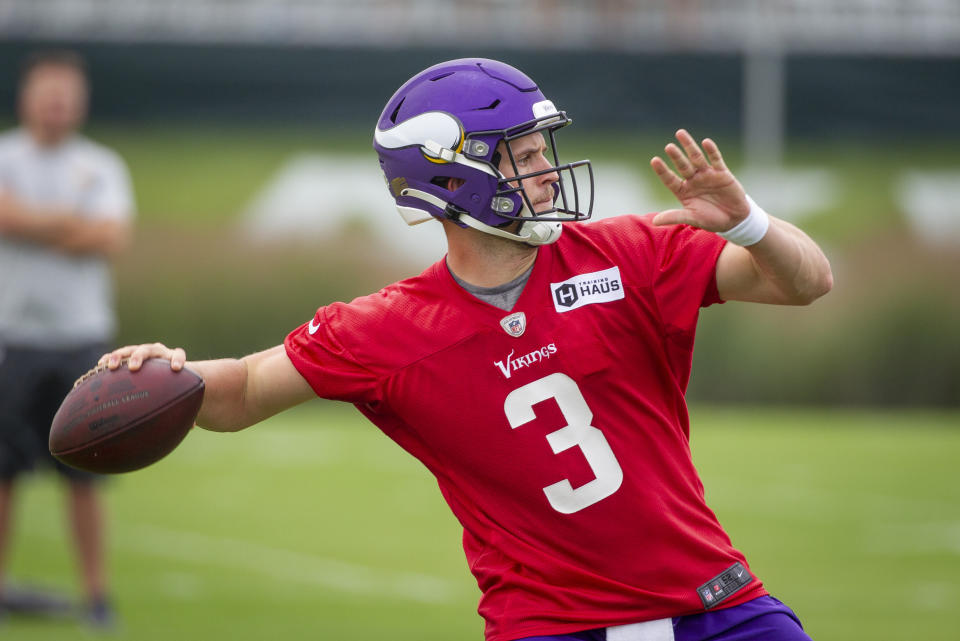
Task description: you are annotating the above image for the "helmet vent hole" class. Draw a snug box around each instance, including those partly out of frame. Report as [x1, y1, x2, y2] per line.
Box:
[389, 97, 405, 124]
[474, 99, 501, 111]
[430, 72, 456, 81]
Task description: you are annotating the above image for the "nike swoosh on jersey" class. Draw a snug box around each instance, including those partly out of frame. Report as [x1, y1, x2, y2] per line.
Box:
[308, 318, 321, 335]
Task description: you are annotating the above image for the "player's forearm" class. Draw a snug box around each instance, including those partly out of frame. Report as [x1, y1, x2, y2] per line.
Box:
[1, 206, 130, 255]
[189, 345, 313, 432]
[743, 217, 833, 305]
[188, 358, 260, 432]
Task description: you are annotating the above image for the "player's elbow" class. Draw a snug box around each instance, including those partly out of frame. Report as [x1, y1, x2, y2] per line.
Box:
[793, 259, 834, 306]
[816, 264, 834, 299]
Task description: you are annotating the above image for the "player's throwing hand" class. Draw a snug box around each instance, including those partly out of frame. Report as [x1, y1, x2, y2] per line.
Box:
[99, 343, 187, 372]
[650, 129, 751, 234]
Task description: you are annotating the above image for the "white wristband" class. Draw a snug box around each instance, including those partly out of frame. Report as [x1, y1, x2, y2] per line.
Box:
[718, 195, 770, 246]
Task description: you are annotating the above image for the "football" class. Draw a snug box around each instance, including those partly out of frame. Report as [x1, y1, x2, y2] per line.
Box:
[49, 358, 205, 474]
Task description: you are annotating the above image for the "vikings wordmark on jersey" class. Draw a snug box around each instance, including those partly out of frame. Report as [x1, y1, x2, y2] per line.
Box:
[493, 343, 558, 380]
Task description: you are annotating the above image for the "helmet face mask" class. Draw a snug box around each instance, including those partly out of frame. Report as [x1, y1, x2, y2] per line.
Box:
[373, 58, 594, 245]
[486, 116, 594, 224]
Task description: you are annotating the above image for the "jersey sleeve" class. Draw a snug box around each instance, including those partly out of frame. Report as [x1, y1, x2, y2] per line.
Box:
[584, 214, 726, 333]
[646, 218, 727, 333]
[284, 303, 383, 405]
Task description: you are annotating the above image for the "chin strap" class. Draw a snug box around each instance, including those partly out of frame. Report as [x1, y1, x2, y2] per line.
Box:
[398, 187, 563, 246]
[458, 213, 562, 246]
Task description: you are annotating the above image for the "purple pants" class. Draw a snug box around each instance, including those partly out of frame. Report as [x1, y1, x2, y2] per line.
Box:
[516, 596, 812, 641]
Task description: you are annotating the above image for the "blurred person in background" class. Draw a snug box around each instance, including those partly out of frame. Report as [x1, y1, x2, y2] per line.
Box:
[0, 50, 134, 627]
[101, 59, 830, 641]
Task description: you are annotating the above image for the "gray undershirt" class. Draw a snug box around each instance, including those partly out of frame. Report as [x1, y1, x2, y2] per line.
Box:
[448, 262, 534, 311]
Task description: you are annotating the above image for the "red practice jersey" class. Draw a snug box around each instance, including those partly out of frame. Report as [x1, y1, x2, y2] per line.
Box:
[285, 215, 768, 641]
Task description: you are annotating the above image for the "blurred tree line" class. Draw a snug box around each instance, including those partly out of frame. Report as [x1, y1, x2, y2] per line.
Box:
[689, 235, 960, 407]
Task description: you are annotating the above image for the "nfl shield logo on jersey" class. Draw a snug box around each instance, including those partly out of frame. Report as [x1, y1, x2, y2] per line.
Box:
[499, 312, 527, 338]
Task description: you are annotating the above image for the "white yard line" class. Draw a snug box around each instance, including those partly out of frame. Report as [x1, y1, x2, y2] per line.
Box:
[27, 519, 464, 604]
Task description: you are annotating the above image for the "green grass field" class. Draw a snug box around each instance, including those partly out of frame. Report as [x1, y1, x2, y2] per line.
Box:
[4, 404, 958, 640]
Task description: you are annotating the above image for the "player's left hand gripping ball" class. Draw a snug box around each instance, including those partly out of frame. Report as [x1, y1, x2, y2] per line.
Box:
[49, 358, 205, 474]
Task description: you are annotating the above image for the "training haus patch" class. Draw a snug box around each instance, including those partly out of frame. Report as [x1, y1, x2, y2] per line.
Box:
[550, 266, 624, 313]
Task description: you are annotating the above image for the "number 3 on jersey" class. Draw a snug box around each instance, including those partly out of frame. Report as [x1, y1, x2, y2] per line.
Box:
[504, 373, 623, 514]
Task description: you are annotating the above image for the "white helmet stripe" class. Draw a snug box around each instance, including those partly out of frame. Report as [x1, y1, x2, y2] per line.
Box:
[374, 111, 462, 150]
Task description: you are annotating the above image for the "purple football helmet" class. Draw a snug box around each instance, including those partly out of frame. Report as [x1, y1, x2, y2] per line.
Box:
[373, 58, 593, 245]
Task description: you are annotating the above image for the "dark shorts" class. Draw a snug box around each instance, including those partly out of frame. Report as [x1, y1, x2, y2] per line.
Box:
[516, 596, 811, 641]
[0, 342, 108, 482]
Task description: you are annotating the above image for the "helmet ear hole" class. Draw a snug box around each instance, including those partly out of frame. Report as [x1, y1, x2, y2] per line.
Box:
[430, 176, 464, 192]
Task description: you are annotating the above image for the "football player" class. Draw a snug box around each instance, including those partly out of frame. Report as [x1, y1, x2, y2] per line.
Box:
[103, 59, 831, 641]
